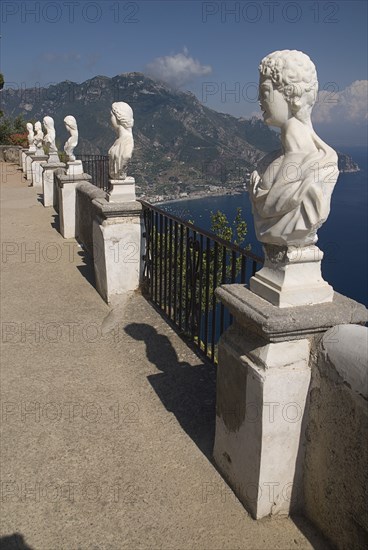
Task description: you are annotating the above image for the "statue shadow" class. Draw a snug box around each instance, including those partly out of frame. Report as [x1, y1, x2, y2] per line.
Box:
[35, 193, 43, 205]
[0, 533, 34, 549]
[124, 321, 217, 459]
[75, 245, 96, 290]
[50, 213, 60, 233]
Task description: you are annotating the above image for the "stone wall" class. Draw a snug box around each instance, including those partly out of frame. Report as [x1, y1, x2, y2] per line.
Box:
[304, 324, 368, 550]
[0, 145, 22, 163]
[76, 182, 106, 257]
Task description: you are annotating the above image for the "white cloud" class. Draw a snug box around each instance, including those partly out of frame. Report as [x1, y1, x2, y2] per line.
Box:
[146, 48, 212, 88]
[313, 80, 368, 124]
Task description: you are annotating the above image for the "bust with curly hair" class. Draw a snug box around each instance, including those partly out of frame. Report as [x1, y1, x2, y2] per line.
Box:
[108, 102, 134, 180]
[249, 50, 338, 247]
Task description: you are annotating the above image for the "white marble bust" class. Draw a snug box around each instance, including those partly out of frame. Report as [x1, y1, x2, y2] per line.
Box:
[33, 121, 45, 156]
[26, 123, 35, 151]
[108, 102, 134, 180]
[63, 115, 78, 161]
[248, 50, 339, 247]
[43, 116, 58, 154]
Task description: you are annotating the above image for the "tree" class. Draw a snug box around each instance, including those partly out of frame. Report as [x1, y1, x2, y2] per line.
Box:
[0, 74, 27, 145]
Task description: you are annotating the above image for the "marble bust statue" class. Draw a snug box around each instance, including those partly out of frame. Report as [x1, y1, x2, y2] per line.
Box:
[26, 123, 36, 151]
[108, 102, 134, 180]
[33, 121, 45, 156]
[43, 116, 57, 151]
[247, 50, 339, 307]
[63, 115, 78, 161]
[248, 50, 338, 247]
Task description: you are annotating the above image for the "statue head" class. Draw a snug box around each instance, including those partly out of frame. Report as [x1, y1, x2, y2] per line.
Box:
[43, 116, 55, 131]
[64, 115, 78, 132]
[26, 123, 33, 133]
[259, 50, 318, 126]
[111, 102, 134, 130]
[34, 121, 42, 133]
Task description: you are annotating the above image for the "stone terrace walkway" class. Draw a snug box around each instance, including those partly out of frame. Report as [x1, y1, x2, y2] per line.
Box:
[0, 163, 328, 550]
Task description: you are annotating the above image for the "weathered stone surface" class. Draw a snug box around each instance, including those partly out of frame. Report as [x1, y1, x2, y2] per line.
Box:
[304, 328, 368, 549]
[213, 321, 311, 519]
[214, 282, 368, 522]
[92, 199, 144, 303]
[92, 196, 142, 220]
[31, 156, 48, 188]
[0, 145, 22, 163]
[216, 284, 368, 342]
[42, 163, 66, 207]
[76, 182, 106, 256]
[55, 172, 92, 239]
[322, 324, 368, 399]
[56, 173, 92, 188]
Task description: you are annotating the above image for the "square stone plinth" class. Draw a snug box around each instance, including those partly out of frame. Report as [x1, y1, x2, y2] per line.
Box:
[213, 284, 367, 519]
[216, 285, 368, 343]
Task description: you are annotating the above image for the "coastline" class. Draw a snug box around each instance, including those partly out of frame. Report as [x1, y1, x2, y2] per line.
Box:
[152, 190, 244, 206]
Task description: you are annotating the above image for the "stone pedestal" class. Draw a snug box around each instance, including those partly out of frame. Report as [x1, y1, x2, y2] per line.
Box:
[25, 151, 36, 182]
[47, 150, 60, 164]
[42, 163, 66, 207]
[56, 172, 92, 239]
[92, 199, 143, 303]
[66, 160, 83, 177]
[20, 148, 28, 170]
[31, 155, 49, 188]
[106, 177, 136, 202]
[213, 284, 368, 519]
[250, 244, 333, 308]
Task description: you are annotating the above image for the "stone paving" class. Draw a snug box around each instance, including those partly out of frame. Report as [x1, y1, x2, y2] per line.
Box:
[0, 163, 329, 549]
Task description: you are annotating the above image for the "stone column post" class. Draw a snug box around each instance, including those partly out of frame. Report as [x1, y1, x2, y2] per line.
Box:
[92, 198, 144, 303]
[20, 148, 28, 170]
[31, 155, 49, 188]
[213, 285, 368, 519]
[55, 171, 92, 239]
[42, 163, 66, 207]
[25, 151, 36, 182]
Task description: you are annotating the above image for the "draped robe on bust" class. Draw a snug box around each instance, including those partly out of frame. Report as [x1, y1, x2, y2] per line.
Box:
[108, 132, 134, 180]
[250, 133, 338, 246]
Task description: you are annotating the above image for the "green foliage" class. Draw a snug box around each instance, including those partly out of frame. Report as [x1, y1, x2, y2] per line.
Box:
[210, 207, 248, 247]
[0, 113, 27, 145]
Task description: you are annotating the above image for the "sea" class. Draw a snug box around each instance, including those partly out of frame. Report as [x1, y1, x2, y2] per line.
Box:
[161, 146, 368, 306]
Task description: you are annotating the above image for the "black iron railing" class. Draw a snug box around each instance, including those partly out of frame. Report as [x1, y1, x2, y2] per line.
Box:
[140, 200, 264, 364]
[76, 154, 109, 191]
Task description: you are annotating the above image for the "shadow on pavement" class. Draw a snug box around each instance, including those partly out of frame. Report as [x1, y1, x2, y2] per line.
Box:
[0, 533, 34, 550]
[125, 322, 217, 460]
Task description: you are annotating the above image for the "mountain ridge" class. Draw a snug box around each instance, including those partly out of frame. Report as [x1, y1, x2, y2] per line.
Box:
[1, 72, 359, 197]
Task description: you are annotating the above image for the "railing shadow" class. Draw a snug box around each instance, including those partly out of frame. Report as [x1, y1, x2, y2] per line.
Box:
[124, 321, 217, 460]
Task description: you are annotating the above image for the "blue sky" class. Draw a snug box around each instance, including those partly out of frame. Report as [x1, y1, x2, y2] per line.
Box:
[2, 0, 367, 146]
